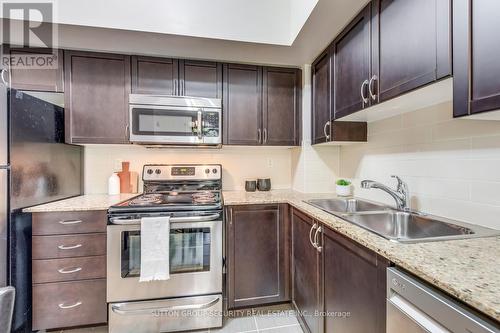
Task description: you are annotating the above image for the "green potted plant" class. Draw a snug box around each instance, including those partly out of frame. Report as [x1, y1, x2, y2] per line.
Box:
[336, 179, 352, 197]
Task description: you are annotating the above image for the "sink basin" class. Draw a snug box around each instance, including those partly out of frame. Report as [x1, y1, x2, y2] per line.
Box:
[305, 197, 500, 243]
[347, 211, 478, 242]
[306, 198, 390, 214]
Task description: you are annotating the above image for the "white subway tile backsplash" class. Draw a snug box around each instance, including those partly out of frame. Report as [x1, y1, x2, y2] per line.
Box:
[340, 102, 500, 230]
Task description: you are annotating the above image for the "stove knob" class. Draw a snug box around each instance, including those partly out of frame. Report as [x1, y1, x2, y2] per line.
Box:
[212, 168, 218, 174]
[205, 168, 210, 174]
[147, 169, 154, 175]
[155, 169, 162, 175]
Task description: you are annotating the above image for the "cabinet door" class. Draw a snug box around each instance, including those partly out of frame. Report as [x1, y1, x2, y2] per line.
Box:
[65, 51, 130, 144]
[5, 47, 64, 92]
[223, 64, 262, 145]
[131, 56, 178, 95]
[179, 60, 222, 98]
[226, 204, 290, 309]
[373, 0, 451, 103]
[323, 227, 389, 333]
[454, 0, 500, 116]
[292, 209, 322, 333]
[262, 67, 301, 146]
[311, 50, 331, 145]
[332, 4, 371, 119]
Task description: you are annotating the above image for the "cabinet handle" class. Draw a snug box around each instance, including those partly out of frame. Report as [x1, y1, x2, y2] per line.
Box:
[314, 226, 322, 253]
[368, 75, 378, 101]
[0, 69, 8, 86]
[361, 79, 369, 104]
[58, 267, 82, 274]
[58, 301, 82, 309]
[197, 110, 203, 140]
[58, 244, 82, 250]
[323, 121, 330, 141]
[257, 129, 262, 144]
[263, 128, 268, 144]
[58, 219, 82, 225]
[228, 208, 233, 226]
[309, 223, 318, 249]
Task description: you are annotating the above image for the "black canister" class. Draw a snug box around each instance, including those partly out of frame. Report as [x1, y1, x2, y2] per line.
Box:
[245, 180, 257, 192]
[257, 178, 271, 191]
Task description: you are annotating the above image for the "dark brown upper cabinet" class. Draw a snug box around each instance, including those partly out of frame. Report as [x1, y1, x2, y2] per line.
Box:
[223, 64, 262, 145]
[4, 46, 64, 92]
[329, 0, 451, 120]
[312, 49, 331, 145]
[262, 67, 302, 146]
[226, 204, 290, 309]
[64, 51, 131, 144]
[224, 64, 301, 146]
[453, 0, 500, 117]
[323, 225, 389, 333]
[373, 0, 451, 103]
[179, 60, 222, 98]
[292, 209, 323, 333]
[131, 56, 178, 95]
[332, 4, 372, 119]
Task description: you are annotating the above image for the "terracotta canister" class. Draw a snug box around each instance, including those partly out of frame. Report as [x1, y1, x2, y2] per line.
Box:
[118, 162, 132, 193]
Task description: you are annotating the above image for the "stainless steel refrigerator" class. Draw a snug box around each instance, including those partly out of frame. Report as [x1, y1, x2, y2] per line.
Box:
[0, 72, 83, 331]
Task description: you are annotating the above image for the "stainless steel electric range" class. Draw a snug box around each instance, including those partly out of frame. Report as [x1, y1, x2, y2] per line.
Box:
[107, 164, 223, 333]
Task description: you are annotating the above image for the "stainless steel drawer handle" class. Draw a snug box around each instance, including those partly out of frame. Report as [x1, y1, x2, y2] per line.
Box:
[368, 75, 378, 101]
[361, 79, 369, 104]
[323, 121, 330, 140]
[314, 226, 323, 253]
[58, 220, 83, 225]
[58, 267, 82, 274]
[111, 297, 220, 316]
[58, 301, 82, 309]
[58, 244, 82, 250]
[309, 223, 318, 249]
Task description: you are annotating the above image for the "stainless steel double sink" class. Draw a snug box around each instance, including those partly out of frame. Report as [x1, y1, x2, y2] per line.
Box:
[305, 198, 500, 243]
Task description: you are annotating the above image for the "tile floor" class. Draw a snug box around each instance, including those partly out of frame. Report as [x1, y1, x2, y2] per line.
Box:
[42, 305, 305, 333]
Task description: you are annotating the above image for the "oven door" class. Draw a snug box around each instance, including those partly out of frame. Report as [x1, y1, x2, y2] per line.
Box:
[107, 214, 222, 302]
[129, 104, 203, 144]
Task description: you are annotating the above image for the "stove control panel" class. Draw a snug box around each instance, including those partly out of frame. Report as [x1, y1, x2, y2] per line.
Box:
[143, 164, 222, 181]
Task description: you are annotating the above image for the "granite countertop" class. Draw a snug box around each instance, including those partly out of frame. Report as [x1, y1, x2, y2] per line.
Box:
[223, 190, 500, 322]
[22, 193, 137, 213]
[22, 190, 500, 322]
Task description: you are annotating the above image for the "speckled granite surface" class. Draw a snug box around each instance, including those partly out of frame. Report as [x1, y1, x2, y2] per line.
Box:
[22, 193, 137, 213]
[224, 190, 500, 322]
[22, 190, 500, 322]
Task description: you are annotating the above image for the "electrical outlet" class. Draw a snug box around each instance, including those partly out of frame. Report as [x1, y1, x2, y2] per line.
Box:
[267, 158, 274, 168]
[113, 159, 123, 172]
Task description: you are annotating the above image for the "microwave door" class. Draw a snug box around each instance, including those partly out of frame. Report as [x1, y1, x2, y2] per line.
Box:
[129, 105, 203, 144]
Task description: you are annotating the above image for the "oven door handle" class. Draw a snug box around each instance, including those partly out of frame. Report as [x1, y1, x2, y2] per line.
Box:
[109, 213, 221, 225]
[111, 297, 220, 316]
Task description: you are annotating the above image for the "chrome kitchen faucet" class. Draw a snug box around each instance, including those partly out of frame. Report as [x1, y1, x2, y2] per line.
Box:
[361, 175, 410, 211]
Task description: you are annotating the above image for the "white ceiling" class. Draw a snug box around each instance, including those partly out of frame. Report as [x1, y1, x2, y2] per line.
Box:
[50, 0, 319, 46]
[1, 0, 369, 66]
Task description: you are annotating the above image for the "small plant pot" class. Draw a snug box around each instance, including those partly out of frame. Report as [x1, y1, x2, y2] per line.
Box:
[336, 184, 352, 197]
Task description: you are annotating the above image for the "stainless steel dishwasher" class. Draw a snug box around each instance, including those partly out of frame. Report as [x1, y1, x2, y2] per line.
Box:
[387, 268, 499, 333]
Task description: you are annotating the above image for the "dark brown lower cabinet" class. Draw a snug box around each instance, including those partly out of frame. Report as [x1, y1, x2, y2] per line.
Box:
[322, 226, 389, 333]
[292, 209, 323, 333]
[292, 208, 389, 333]
[226, 204, 290, 309]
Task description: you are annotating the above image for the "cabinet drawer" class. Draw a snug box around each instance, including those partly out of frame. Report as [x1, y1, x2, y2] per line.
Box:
[33, 279, 106, 330]
[32, 210, 107, 235]
[33, 256, 106, 283]
[32, 234, 106, 259]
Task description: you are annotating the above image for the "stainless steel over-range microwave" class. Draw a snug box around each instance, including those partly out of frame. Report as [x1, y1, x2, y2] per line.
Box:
[129, 94, 222, 146]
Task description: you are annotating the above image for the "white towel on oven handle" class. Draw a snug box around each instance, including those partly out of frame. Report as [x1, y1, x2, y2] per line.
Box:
[139, 216, 170, 282]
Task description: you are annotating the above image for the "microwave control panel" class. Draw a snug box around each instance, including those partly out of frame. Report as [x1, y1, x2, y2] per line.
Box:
[203, 112, 220, 137]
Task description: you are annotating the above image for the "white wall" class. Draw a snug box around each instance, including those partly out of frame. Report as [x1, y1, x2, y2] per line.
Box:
[53, 0, 295, 45]
[291, 64, 341, 193]
[340, 102, 500, 230]
[84, 145, 293, 194]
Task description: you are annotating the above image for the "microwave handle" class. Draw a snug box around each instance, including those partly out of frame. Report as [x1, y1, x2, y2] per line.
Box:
[197, 110, 203, 139]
